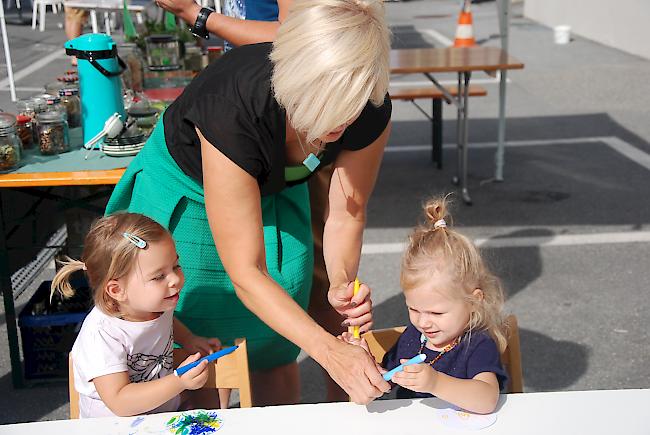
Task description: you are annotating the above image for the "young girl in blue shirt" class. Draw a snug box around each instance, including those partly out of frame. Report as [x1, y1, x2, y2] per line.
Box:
[381, 196, 509, 414]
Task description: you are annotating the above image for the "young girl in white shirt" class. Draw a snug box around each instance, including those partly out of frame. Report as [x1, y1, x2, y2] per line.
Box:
[52, 213, 221, 418]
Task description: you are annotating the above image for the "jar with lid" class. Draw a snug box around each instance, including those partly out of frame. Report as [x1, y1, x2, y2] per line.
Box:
[58, 88, 81, 128]
[16, 115, 34, 149]
[16, 98, 37, 148]
[0, 113, 22, 172]
[119, 42, 145, 92]
[29, 95, 49, 145]
[45, 95, 66, 119]
[36, 111, 69, 155]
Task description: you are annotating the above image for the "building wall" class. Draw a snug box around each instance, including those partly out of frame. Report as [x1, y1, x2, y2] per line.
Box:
[524, 0, 650, 60]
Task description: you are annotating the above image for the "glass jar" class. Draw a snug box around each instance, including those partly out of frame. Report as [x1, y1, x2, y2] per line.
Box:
[119, 42, 145, 92]
[16, 114, 34, 149]
[45, 81, 66, 96]
[16, 98, 37, 147]
[145, 34, 182, 71]
[36, 111, 69, 155]
[184, 45, 204, 72]
[58, 88, 81, 128]
[0, 113, 22, 172]
[45, 95, 66, 119]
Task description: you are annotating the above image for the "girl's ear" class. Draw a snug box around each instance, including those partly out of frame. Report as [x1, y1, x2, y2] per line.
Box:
[472, 288, 484, 302]
[105, 279, 127, 303]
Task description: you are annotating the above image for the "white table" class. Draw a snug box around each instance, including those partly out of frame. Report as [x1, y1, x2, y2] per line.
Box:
[1, 389, 648, 434]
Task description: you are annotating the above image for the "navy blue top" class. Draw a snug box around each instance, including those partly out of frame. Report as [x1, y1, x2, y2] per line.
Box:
[245, 0, 278, 21]
[382, 323, 508, 399]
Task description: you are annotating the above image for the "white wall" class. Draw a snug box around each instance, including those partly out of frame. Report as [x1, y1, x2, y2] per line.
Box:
[524, 0, 650, 60]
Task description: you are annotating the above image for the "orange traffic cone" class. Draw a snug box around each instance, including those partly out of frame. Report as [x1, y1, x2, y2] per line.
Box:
[454, 0, 476, 47]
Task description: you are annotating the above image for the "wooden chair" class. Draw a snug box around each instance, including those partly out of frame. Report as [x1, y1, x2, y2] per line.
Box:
[68, 354, 79, 419]
[173, 338, 252, 409]
[68, 338, 252, 419]
[361, 314, 524, 394]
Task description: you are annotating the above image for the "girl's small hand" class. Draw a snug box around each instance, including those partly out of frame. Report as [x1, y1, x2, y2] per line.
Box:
[338, 331, 371, 354]
[328, 281, 373, 333]
[391, 359, 438, 395]
[177, 352, 209, 391]
[183, 335, 221, 356]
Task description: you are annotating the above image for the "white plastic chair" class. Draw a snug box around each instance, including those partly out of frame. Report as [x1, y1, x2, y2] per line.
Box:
[31, 0, 63, 31]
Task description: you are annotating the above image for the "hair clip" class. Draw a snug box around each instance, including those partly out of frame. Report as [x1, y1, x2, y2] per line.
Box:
[433, 219, 447, 229]
[122, 232, 147, 249]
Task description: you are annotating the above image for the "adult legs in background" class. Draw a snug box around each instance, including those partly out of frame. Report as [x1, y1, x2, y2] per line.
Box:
[307, 164, 348, 402]
[64, 7, 88, 65]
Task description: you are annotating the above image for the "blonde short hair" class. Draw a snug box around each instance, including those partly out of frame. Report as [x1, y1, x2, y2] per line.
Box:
[400, 196, 508, 352]
[270, 0, 391, 143]
[51, 213, 170, 316]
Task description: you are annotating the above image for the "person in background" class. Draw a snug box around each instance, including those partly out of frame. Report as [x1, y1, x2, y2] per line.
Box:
[64, 6, 88, 65]
[155, 0, 290, 46]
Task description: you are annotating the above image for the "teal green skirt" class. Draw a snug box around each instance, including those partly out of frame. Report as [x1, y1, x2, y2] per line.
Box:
[106, 117, 313, 371]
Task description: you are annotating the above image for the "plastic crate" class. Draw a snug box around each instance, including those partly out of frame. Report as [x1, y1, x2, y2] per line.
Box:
[18, 279, 92, 380]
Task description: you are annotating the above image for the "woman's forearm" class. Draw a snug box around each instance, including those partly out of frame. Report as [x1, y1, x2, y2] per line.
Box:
[205, 14, 280, 46]
[430, 372, 500, 414]
[178, 4, 280, 47]
[322, 212, 366, 288]
[229, 266, 338, 364]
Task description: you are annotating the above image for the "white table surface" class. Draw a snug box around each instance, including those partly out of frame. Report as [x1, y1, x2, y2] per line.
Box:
[1, 389, 649, 435]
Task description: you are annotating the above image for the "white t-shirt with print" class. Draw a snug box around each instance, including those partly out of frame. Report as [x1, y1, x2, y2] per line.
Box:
[71, 307, 180, 418]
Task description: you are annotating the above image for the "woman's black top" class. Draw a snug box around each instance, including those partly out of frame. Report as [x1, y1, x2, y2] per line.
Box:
[164, 42, 392, 196]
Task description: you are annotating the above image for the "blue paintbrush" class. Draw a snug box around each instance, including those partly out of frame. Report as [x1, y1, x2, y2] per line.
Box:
[383, 353, 426, 381]
[174, 345, 238, 376]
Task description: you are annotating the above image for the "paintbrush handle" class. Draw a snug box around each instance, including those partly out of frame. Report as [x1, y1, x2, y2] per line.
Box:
[174, 345, 238, 376]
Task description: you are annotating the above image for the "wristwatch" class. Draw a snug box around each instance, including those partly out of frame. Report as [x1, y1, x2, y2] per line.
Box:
[190, 7, 213, 39]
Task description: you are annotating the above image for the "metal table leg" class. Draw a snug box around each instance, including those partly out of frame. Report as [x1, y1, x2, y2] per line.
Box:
[452, 73, 462, 186]
[460, 71, 472, 205]
[495, 0, 511, 181]
[0, 191, 24, 388]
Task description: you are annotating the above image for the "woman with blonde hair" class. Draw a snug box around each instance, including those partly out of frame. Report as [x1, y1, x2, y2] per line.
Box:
[107, 0, 392, 405]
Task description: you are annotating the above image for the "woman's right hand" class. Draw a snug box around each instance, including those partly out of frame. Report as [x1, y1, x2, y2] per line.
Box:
[155, 0, 201, 25]
[322, 337, 391, 404]
[177, 352, 209, 391]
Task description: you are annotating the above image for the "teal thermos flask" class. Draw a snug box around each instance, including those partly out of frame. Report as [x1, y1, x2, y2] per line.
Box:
[64, 33, 126, 148]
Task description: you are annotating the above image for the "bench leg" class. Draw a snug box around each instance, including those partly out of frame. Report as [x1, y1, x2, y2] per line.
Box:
[432, 99, 443, 169]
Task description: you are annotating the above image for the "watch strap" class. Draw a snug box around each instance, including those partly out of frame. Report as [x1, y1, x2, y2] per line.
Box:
[191, 7, 213, 39]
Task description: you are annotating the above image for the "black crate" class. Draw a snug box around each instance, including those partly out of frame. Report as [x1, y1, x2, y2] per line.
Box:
[18, 279, 92, 380]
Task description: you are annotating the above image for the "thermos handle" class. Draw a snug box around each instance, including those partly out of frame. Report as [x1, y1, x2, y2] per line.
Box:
[89, 55, 127, 77]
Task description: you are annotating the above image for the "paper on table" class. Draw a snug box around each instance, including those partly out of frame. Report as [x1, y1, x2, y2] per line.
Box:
[434, 406, 497, 430]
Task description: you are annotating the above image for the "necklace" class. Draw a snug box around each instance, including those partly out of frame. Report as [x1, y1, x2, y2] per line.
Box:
[296, 134, 323, 172]
[417, 334, 460, 367]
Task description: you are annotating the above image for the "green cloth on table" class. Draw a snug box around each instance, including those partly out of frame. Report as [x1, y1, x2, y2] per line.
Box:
[105, 116, 314, 370]
[10, 148, 134, 174]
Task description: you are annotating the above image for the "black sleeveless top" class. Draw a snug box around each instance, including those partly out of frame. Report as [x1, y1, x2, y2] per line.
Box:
[164, 42, 392, 196]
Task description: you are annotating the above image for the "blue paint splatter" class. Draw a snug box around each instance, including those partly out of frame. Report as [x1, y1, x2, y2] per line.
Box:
[166, 410, 223, 434]
[131, 416, 145, 427]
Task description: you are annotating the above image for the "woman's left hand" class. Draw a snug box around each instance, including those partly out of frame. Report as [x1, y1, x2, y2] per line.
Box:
[328, 281, 373, 333]
[183, 335, 222, 356]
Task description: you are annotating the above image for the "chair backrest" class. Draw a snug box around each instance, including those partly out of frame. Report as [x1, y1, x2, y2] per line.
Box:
[69, 354, 80, 419]
[361, 314, 524, 394]
[68, 338, 252, 419]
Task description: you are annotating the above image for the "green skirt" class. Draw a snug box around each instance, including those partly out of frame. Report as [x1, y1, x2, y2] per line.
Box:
[106, 117, 313, 370]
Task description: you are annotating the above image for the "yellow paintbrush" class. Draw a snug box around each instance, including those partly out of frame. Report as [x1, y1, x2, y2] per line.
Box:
[348, 278, 361, 339]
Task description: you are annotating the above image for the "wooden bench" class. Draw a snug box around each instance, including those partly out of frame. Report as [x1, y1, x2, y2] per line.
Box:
[389, 85, 487, 169]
